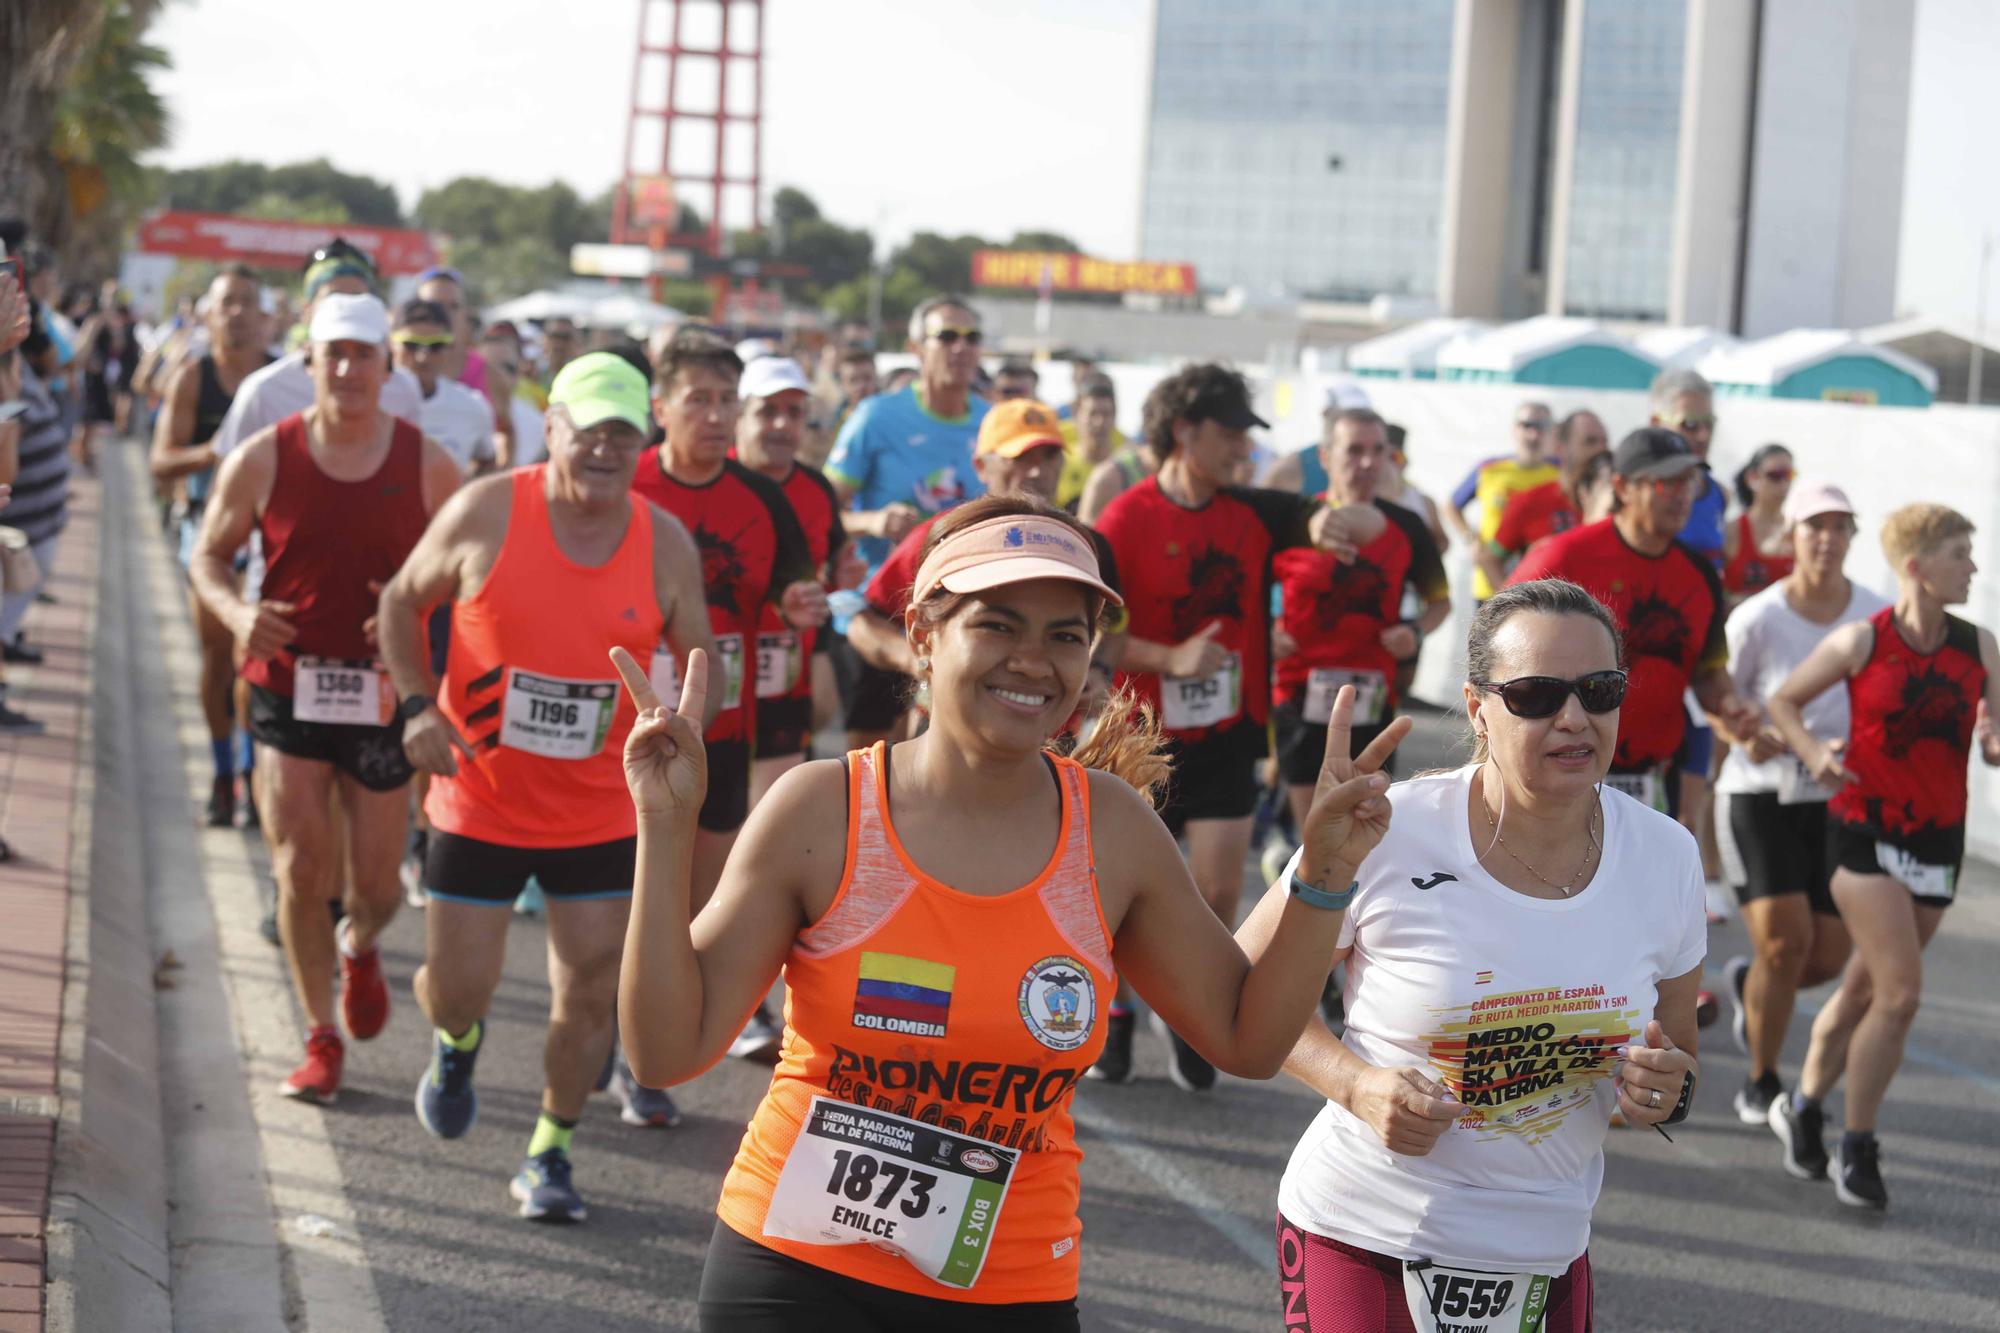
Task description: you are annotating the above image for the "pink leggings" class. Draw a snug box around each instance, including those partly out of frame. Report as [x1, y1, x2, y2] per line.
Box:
[1276, 1214, 1593, 1332]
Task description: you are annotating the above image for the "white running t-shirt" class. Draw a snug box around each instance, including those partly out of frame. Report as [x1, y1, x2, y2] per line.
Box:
[1715, 579, 1887, 795]
[416, 376, 497, 473]
[1277, 766, 1707, 1275]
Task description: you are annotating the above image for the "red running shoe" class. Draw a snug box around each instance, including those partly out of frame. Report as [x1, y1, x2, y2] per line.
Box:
[339, 920, 390, 1041]
[281, 1028, 344, 1104]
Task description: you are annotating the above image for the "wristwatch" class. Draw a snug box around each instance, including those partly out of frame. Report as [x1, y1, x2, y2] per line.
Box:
[395, 693, 435, 722]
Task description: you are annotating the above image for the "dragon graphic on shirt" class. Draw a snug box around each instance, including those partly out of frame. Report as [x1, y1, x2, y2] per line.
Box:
[692, 519, 753, 615]
[1311, 557, 1390, 631]
[1883, 664, 1970, 759]
[1622, 592, 1691, 666]
[1172, 545, 1245, 640]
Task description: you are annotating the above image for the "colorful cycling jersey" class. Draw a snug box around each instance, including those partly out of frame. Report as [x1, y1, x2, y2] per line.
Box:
[824, 384, 988, 570]
[631, 453, 816, 744]
[715, 744, 1114, 1303]
[751, 463, 846, 707]
[1509, 519, 1727, 770]
[427, 466, 663, 847]
[1451, 455, 1559, 598]
[1491, 479, 1582, 559]
[1095, 479, 1317, 742]
[1829, 607, 1985, 862]
[1722, 513, 1795, 598]
[1273, 499, 1446, 715]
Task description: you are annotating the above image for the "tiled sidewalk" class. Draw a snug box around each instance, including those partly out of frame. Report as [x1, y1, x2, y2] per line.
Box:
[0, 476, 99, 1333]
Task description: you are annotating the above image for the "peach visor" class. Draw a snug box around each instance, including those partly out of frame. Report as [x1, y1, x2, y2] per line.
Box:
[910, 514, 1123, 608]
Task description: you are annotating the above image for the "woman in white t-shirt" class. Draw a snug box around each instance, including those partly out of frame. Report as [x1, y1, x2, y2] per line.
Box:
[1240, 578, 1705, 1333]
[1713, 481, 1884, 1137]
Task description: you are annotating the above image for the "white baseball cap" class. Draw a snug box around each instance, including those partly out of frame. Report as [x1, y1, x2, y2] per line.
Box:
[308, 292, 390, 346]
[739, 356, 811, 401]
[1322, 377, 1373, 413]
[1783, 480, 1857, 527]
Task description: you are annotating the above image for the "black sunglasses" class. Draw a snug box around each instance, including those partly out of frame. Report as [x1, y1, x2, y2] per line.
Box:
[930, 326, 983, 347]
[1475, 670, 1627, 718]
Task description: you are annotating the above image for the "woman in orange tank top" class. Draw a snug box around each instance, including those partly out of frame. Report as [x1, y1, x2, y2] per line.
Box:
[611, 494, 1411, 1331]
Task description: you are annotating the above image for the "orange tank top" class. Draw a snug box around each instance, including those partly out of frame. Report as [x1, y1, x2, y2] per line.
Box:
[425, 465, 663, 847]
[716, 742, 1116, 1304]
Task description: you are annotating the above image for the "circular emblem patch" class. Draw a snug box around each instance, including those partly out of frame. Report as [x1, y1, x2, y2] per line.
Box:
[1017, 955, 1097, 1051]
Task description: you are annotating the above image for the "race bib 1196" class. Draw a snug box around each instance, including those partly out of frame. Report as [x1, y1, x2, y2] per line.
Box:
[500, 669, 617, 760]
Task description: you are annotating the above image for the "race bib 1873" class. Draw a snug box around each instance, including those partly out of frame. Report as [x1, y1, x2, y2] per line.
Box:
[763, 1097, 1018, 1290]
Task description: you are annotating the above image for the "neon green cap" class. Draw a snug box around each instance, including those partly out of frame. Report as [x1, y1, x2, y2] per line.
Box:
[550, 352, 651, 433]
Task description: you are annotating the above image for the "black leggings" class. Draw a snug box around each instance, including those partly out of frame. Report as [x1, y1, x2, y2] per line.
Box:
[697, 1219, 1080, 1332]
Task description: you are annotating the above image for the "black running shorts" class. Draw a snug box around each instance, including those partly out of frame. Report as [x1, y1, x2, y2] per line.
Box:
[1721, 792, 1838, 916]
[701, 738, 752, 833]
[1158, 723, 1267, 838]
[696, 1219, 1079, 1333]
[1271, 698, 1393, 788]
[423, 829, 637, 905]
[755, 695, 814, 760]
[1829, 820, 1964, 907]
[248, 684, 414, 793]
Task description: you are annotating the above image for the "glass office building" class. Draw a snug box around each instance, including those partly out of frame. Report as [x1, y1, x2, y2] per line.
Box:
[1559, 0, 1686, 320]
[1139, 0, 1456, 302]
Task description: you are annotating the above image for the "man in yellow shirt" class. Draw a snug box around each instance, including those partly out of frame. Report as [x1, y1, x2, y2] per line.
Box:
[1056, 372, 1134, 510]
[1445, 399, 1557, 599]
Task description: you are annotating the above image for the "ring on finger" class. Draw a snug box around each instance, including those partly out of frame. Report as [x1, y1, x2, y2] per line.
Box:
[1647, 1088, 1662, 1109]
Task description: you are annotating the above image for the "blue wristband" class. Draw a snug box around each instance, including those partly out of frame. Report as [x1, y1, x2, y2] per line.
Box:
[1280, 846, 1358, 911]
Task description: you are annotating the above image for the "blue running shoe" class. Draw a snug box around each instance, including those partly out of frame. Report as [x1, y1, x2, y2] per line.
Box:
[611, 1052, 682, 1127]
[510, 1147, 586, 1223]
[414, 1024, 482, 1139]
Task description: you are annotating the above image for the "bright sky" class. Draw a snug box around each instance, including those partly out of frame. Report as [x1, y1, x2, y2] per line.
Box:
[149, 0, 1995, 326]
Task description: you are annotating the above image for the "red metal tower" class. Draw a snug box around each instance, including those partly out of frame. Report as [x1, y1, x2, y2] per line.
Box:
[611, 0, 765, 265]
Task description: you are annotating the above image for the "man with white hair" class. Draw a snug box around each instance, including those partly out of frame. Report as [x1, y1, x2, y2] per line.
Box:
[376, 351, 714, 1221]
[191, 292, 464, 1105]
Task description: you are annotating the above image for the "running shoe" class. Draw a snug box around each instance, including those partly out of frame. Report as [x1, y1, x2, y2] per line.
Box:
[727, 1004, 783, 1063]
[1732, 1070, 1782, 1126]
[280, 1029, 344, 1104]
[205, 774, 236, 828]
[414, 1025, 482, 1139]
[1086, 1009, 1135, 1084]
[510, 1147, 586, 1223]
[1768, 1093, 1829, 1180]
[1832, 1134, 1888, 1210]
[400, 853, 428, 908]
[337, 918, 390, 1041]
[1704, 879, 1733, 924]
[1151, 1012, 1216, 1092]
[0, 702, 44, 734]
[611, 1053, 683, 1127]
[513, 880, 544, 917]
[1724, 954, 1751, 1055]
[3, 636, 43, 666]
[1259, 840, 1294, 889]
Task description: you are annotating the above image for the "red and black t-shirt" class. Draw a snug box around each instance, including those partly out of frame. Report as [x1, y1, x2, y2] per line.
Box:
[1492, 479, 1582, 558]
[1273, 498, 1446, 712]
[1095, 479, 1317, 743]
[1722, 513, 1796, 597]
[749, 463, 846, 706]
[632, 451, 815, 744]
[1830, 607, 1985, 859]
[1509, 518, 1727, 770]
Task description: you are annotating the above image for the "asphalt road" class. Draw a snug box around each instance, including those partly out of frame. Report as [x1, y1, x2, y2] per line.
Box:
[115, 450, 1999, 1331]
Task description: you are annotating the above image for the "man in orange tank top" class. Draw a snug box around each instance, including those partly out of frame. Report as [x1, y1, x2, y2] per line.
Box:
[191, 293, 464, 1105]
[376, 353, 716, 1222]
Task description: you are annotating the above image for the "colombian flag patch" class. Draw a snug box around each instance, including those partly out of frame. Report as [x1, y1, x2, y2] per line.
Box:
[852, 952, 956, 1039]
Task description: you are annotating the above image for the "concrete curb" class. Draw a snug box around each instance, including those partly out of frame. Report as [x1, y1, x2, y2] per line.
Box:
[42, 454, 172, 1331]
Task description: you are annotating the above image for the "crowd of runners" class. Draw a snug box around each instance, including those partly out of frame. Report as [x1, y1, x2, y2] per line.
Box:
[0, 233, 1990, 1331]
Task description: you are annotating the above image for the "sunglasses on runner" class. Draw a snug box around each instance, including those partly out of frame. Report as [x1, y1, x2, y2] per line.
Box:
[1760, 467, 1793, 481]
[1475, 670, 1628, 718]
[929, 327, 983, 347]
[392, 332, 453, 348]
[1662, 413, 1717, 432]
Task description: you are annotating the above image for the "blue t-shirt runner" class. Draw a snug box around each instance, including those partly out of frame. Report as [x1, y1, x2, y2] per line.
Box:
[824, 384, 989, 571]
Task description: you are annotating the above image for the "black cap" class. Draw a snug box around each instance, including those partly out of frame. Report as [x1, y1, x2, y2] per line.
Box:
[1190, 377, 1269, 431]
[1611, 427, 1701, 481]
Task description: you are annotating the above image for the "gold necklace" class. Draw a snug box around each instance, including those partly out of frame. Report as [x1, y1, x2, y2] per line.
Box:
[1481, 797, 1601, 896]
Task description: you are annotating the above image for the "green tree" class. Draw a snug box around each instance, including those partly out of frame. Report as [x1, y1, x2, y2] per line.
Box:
[161, 158, 403, 225]
[1005, 230, 1083, 254]
[889, 231, 989, 294]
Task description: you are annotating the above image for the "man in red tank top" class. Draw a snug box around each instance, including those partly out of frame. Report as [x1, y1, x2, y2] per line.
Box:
[377, 352, 715, 1221]
[632, 330, 828, 906]
[190, 293, 464, 1105]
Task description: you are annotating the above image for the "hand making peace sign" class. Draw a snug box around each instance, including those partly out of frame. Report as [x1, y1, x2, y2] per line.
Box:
[611, 645, 710, 819]
[1297, 684, 1411, 886]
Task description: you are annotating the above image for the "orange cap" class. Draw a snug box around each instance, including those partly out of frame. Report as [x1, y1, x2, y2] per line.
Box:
[912, 514, 1123, 608]
[975, 398, 1066, 458]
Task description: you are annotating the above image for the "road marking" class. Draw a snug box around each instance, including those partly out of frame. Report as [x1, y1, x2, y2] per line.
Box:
[126, 452, 389, 1333]
[1070, 1097, 1275, 1270]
